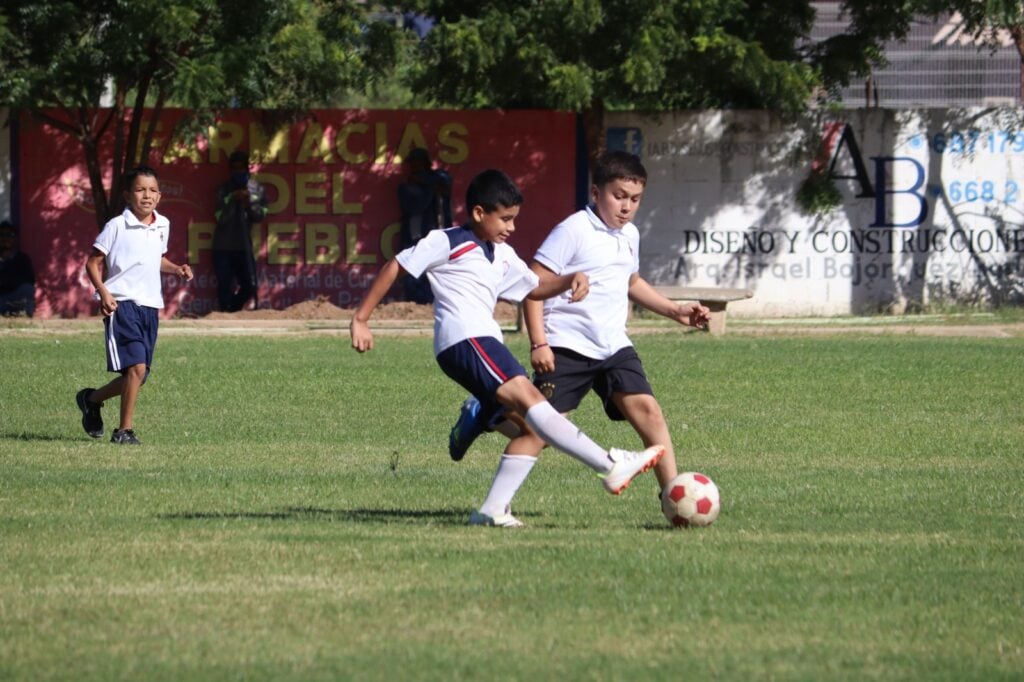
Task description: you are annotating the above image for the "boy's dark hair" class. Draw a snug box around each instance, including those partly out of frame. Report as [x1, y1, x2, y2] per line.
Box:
[466, 169, 523, 212]
[123, 165, 159, 190]
[592, 151, 647, 187]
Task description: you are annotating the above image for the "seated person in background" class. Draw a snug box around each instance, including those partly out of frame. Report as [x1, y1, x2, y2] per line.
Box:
[0, 221, 36, 317]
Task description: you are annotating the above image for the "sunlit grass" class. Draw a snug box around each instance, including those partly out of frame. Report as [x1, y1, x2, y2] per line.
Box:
[1, 330, 1022, 680]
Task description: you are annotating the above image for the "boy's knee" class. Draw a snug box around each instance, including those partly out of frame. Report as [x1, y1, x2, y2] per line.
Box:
[124, 363, 149, 384]
[624, 394, 664, 422]
[497, 375, 543, 412]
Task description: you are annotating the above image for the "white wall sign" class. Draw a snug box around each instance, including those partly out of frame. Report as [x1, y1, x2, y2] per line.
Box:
[607, 109, 1024, 315]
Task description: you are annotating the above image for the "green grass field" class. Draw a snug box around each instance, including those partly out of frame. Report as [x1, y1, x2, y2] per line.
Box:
[1, 325, 1022, 680]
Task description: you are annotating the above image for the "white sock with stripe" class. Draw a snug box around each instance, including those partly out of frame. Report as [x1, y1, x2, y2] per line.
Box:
[479, 454, 537, 518]
[524, 401, 612, 473]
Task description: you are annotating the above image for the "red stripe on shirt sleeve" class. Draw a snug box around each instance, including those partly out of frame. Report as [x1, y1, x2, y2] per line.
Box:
[449, 243, 477, 260]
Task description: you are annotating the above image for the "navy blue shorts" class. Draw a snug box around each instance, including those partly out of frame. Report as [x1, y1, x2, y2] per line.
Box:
[104, 300, 158, 382]
[436, 336, 527, 426]
[534, 346, 653, 421]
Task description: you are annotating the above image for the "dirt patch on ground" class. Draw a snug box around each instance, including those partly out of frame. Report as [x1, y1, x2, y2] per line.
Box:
[3, 300, 1019, 338]
[198, 296, 519, 322]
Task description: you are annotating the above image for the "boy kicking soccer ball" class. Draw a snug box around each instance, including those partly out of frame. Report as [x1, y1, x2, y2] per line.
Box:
[76, 165, 193, 444]
[450, 152, 709, 521]
[350, 168, 664, 527]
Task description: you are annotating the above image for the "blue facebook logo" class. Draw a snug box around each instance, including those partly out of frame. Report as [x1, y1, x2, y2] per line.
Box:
[606, 128, 643, 157]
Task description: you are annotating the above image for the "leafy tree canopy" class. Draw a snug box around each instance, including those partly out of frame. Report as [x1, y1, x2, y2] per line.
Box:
[412, 0, 820, 114]
[0, 0, 400, 227]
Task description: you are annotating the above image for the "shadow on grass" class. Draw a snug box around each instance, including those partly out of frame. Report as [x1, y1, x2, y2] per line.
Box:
[2, 431, 82, 442]
[159, 506, 486, 526]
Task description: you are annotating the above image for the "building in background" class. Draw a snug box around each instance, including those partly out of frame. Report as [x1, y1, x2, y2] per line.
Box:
[812, 2, 1020, 108]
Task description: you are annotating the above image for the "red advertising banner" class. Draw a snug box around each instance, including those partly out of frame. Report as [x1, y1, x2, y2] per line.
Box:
[18, 109, 577, 318]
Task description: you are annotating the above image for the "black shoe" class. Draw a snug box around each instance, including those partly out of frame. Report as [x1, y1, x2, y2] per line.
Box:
[76, 388, 104, 438]
[111, 429, 141, 445]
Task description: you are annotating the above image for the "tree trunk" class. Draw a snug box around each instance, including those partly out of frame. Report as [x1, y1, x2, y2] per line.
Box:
[580, 98, 606, 173]
[82, 134, 110, 231]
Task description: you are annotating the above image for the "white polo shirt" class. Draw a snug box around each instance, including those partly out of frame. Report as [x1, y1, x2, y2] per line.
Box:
[397, 225, 538, 355]
[93, 208, 170, 309]
[533, 207, 640, 360]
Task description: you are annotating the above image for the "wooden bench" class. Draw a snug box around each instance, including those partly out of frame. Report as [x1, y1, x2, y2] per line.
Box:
[650, 286, 753, 335]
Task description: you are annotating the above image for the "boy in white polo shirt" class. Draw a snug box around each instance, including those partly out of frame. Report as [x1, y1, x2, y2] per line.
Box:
[76, 165, 193, 445]
[350, 168, 665, 527]
[450, 152, 709, 520]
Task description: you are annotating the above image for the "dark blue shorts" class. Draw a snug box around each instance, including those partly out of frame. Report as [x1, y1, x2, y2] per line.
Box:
[104, 300, 158, 382]
[534, 346, 653, 421]
[436, 337, 527, 426]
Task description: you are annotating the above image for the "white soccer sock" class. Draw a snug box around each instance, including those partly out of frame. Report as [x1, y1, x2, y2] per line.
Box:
[524, 401, 611, 473]
[479, 454, 537, 517]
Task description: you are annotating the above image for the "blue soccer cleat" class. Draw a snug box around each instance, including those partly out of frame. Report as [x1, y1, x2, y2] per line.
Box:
[448, 396, 486, 461]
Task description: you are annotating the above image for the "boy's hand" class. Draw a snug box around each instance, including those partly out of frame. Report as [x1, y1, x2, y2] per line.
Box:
[530, 345, 556, 374]
[178, 264, 194, 281]
[668, 302, 710, 329]
[567, 272, 589, 302]
[99, 290, 118, 317]
[682, 303, 711, 329]
[350, 318, 374, 353]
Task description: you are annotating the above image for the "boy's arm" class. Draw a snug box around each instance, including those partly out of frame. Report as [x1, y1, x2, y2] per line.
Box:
[349, 258, 406, 353]
[525, 261, 578, 372]
[525, 261, 589, 302]
[85, 249, 117, 316]
[523, 296, 557, 373]
[628, 275, 710, 329]
[160, 257, 194, 281]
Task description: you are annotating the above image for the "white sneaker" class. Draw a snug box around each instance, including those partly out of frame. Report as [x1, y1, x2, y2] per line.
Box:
[469, 506, 524, 528]
[601, 446, 666, 495]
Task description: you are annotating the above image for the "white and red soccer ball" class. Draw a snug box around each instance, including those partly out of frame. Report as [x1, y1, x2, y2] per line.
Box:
[662, 472, 720, 527]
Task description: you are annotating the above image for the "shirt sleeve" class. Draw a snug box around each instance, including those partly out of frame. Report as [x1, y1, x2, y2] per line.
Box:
[395, 228, 449, 278]
[496, 247, 540, 303]
[532, 220, 578, 275]
[93, 218, 119, 255]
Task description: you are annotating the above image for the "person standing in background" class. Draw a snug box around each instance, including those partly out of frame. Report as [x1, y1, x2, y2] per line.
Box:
[213, 150, 267, 312]
[397, 147, 452, 304]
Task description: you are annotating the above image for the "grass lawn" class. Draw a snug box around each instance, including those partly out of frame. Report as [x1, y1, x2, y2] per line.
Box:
[1, 326, 1022, 680]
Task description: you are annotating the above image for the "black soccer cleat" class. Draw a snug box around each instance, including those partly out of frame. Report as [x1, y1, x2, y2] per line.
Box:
[110, 429, 141, 445]
[76, 388, 104, 438]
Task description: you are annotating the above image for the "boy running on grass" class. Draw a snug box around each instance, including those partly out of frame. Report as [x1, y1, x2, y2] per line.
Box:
[449, 152, 709, 520]
[77, 165, 193, 444]
[350, 168, 664, 527]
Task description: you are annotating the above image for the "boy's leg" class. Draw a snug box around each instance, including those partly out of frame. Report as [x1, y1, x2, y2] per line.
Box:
[498, 377, 609, 469]
[471, 449, 536, 527]
[102, 302, 156, 443]
[497, 377, 664, 494]
[75, 310, 129, 439]
[473, 411, 541, 526]
[91, 375, 125, 403]
[117, 363, 147, 431]
[438, 338, 662, 502]
[612, 392, 678, 490]
[76, 385, 109, 438]
[448, 396, 486, 461]
[449, 396, 523, 461]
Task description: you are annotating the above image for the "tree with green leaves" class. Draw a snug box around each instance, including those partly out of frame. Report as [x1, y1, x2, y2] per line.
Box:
[410, 1, 1022, 160]
[0, 0, 400, 229]
[411, 0, 823, 158]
